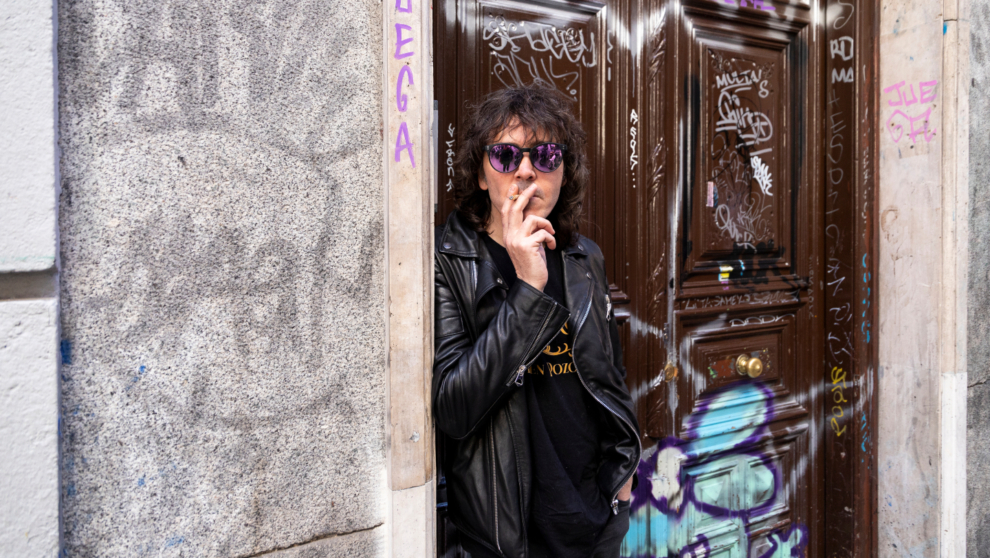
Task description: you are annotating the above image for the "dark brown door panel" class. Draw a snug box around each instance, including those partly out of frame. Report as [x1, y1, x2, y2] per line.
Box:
[432, 0, 855, 554]
[675, 14, 809, 289]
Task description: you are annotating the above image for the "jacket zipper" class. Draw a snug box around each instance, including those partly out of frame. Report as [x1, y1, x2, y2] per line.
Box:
[570, 279, 642, 514]
[507, 304, 557, 387]
[489, 424, 502, 554]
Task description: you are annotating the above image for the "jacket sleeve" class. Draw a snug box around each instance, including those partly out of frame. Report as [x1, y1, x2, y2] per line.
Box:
[432, 255, 569, 440]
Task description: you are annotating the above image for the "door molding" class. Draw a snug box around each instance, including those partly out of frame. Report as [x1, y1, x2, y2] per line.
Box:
[383, 0, 436, 556]
[821, 0, 880, 554]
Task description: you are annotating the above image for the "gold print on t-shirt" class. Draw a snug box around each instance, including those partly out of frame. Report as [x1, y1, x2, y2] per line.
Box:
[527, 321, 574, 376]
[538, 362, 575, 376]
[542, 344, 570, 356]
[542, 321, 572, 357]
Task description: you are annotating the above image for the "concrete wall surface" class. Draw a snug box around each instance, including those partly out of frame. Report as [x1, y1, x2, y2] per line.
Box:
[56, 0, 387, 556]
[968, 0, 990, 553]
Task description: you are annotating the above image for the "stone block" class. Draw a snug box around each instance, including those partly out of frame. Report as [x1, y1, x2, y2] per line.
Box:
[970, 0, 990, 555]
[0, 299, 59, 557]
[968, 383, 990, 558]
[57, 0, 386, 555]
[0, 0, 57, 271]
[969, 0, 990, 389]
[263, 527, 383, 558]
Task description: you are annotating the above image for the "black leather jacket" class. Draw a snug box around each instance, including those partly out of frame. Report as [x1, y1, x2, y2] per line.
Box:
[433, 211, 642, 558]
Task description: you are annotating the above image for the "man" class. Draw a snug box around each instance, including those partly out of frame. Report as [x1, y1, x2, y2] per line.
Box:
[433, 85, 641, 558]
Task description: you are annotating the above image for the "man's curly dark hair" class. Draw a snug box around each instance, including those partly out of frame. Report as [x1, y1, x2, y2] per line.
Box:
[451, 85, 589, 248]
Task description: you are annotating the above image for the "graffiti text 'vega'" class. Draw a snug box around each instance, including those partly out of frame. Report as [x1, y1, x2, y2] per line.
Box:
[394, 0, 416, 167]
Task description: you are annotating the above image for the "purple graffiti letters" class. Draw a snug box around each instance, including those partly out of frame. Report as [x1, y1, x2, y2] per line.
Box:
[884, 80, 939, 106]
[397, 65, 414, 112]
[395, 121, 416, 168]
[883, 80, 938, 143]
[391, 6, 415, 168]
[883, 81, 917, 106]
[394, 24, 414, 59]
[759, 524, 809, 558]
[886, 107, 936, 143]
[727, 0, 776, 10]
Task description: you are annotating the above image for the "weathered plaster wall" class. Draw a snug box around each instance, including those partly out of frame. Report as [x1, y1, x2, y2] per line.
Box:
[0, 1, 61, 556]
[968, 0, 990, 553]
[878, 5, 943, 552]
[878, 0, 970, 555]
[57, 0, 387, 556]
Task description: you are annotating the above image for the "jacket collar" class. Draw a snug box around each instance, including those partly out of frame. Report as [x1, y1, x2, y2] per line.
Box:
[438, 210, 589, 258]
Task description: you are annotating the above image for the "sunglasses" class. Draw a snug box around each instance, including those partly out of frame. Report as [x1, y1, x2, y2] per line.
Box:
[483, 143, 568, 174]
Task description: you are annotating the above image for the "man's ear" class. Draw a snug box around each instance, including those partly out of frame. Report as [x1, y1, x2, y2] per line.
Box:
[478, 169, 488, 191]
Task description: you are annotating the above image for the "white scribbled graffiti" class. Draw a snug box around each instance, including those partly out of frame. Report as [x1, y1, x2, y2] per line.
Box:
[715, 72, 774, 154]
[683, 290, 800, 310]
[729, 313, 794, 327]
[630, 109, 640, 176]
[445, 124, 455, 192]
[751, 155, 772, 197]
[484, 15, 597, 96]
[708, 56, 777, 250]
[711, 150, 773, 250]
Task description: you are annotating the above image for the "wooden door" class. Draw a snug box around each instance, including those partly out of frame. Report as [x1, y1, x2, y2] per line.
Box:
[434, 0, 825, 556]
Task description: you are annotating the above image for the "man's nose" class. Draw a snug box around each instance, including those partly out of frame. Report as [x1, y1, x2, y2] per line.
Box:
[515, 153, 537, 180]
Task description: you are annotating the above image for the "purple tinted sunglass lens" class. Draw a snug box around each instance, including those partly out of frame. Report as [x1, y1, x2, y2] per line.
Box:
[533, 144, 563, 172]
[490, 145, 522, 172]
[486, 143, 564, 173]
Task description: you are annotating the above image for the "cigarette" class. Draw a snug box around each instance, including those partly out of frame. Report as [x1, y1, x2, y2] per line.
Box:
[508, 194, 519, 201]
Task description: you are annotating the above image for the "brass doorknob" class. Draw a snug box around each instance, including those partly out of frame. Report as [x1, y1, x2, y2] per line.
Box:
[736, 354, 764, 378]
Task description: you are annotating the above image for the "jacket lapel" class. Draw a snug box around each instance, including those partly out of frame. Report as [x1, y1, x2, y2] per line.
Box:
[562, 238, 594, 336]
[438, 212, 508, 318]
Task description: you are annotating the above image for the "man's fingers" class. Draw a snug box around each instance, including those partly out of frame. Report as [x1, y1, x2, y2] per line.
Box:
[503, 183, 536, 232]
[501, 184, 519, 211]
[529, 230, 557, 251]
[500, 184, 519, 231]
[522, 214, 555, 236]
[511, 183, 538, 215]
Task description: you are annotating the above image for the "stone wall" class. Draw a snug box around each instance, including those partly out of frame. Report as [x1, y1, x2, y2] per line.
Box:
[969, 0, 990, 553]
[56, 0, 386, 556]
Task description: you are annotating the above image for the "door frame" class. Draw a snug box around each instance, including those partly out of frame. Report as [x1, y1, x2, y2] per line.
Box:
[382, 0, 437, 556]
[380, 0, 882, 555]
[820, 0, 880, 554]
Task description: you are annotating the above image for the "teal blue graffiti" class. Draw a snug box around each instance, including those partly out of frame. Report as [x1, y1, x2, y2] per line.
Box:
[621, 381, 808, 558]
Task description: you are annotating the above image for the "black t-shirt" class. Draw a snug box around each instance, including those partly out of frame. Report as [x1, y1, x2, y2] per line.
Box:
[481, 234, 611, 558]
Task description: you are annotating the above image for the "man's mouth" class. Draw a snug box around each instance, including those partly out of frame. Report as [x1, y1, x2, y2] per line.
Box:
[518, 185, 542, 199]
